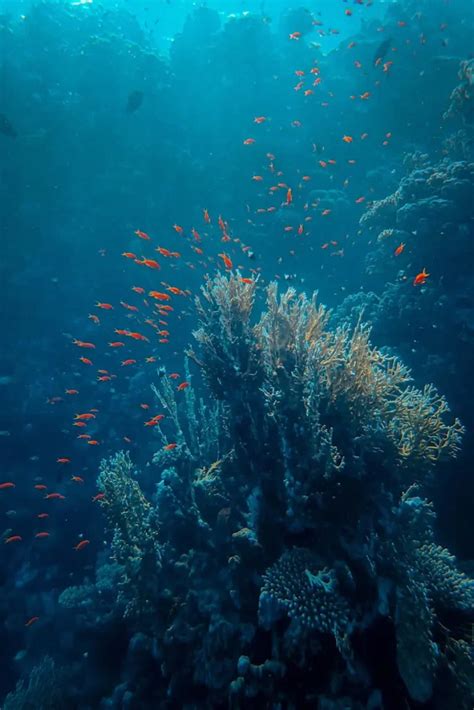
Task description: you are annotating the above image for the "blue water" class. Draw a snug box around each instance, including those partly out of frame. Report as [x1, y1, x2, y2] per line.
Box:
[0, 1, 473, 707]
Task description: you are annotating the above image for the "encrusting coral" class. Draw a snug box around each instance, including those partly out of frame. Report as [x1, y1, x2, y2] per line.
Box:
[61, 273, 472, 708]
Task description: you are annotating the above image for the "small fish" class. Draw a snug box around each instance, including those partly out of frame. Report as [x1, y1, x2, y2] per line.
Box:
[74, 539, 90, 551]
[373, 37, 392, 67]
[37, 513, 49, 519]
[177, 382, 190, 391]
[164, 443, 177, 451]
[35, 532, 50, 539]
[342, 135, 353, 143]
[34, 484, 48, 491]
[25, 616, 40, 627]
[132, 286, 145, 294]
[87, 440, 100, 446]
[73, 339, 95, 349]
[254, 116, 266, 123]
[289, 32, 301, 40]
[138, 258, 161, 270]
[96, 302, 113, 310]
[203, 209, 211, 224]
[413, 268, 429, 286]
[149, 291, 170, 301]
[109, 341, 125, 348]
[218, 253, 233, 270]
[126, 90, 144, 113]
[0, 482, 15, 490]
[75, 413, 95, 421]
[44, 493, 65, 500]
[57, 457, 71, 464]
[4, 535, 22, 544]
[243, 138, 256, 145]
[65, 389, 79, 395]
[71, 476, 84, 483]
[121, 359, 137, 366]
[134, 229, 150, 240]
[122, 252, 137, 260]
[394, 243, 405, 256]
[286, 188, 293, 205]
[79, 357, 93, 365]
[92, 493, 105, 502]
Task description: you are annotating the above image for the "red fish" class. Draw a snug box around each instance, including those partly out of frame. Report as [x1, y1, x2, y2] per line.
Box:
[4, 535, 22, 544]
[203, 208, 211, 224]
[149, 291, 171, 301]
[25, 617, 40, 627]
[35, 532, 50, 539]
[132, 286, 145, 294]
[73, 339, 95, 349]
[243, 138, 255, 145]
[139, 258, 161, 270]
[45, 493, 65, 500]
[164, 443, 177, 451]
[394, 243, 405, 256]
[75, 413, 95, 421]
[413, 268, 429, 286]
[79, 357, 93, 365]
[342, 135, 353, 143]
[121, 359, 137, 366]
[92, 493, 105, 502]
[122, 252, 137, 259]
[57, 458, 71, 464]
[96, 302, 113, 310]
[0, 482, 15, 490]
[74, 539, 90, 551]
[65, 389, 79, 395]
[218, 253, 233, 270]
[177, 382, 190, 391]
[134, 229, 151, 240]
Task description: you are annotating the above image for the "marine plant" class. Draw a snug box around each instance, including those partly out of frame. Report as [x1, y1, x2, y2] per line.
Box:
[67, 273, 472, 707]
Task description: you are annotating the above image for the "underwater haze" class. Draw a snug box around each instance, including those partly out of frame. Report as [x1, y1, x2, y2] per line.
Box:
[0, 0, 473, 707]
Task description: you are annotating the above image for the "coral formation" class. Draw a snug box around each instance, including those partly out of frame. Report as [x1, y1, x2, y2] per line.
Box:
[58, 273, 472, 707]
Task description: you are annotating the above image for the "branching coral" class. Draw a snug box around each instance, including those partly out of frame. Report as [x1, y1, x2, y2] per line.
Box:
[97, 451, 162, 621]
[72, 274, 471, 708]
[3, 657, 66, 710]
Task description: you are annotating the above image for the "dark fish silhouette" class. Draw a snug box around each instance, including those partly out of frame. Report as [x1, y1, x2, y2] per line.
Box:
[373, 37, 392, 67]
[0, 113, 17, 138]
[126, 90, 144, 113]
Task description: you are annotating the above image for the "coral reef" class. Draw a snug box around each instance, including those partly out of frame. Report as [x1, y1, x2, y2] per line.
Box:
[3, 657, 66, 710]
[58, 273, 473, 707]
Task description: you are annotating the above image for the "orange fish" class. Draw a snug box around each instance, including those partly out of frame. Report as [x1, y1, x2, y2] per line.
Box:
[394, 243, 405, 256]
[342, 135, 353, 143]
[87, 440, 100, 446]
[254, 116, 266, 123]
[74, 539, 90, 551]
[289, 31, 301, 40]
[173, 224, 183, 234]
[122, 252, 137, 260]
[121, 359, 137, 366]
[5, 535, 22, 544]
[218, 253, 233, 270]
[73, 339, 95, 349]
[243, 138, 255, 145]
[57, 458, 71, 464]
[65, 389, 79, 395]
[286, 188, 293, 205]
[34, 484, 48, 490]
[45, 492, 65, 500]
[92, 493, 105, 502]
[203, 208, 211, 224]
[177, 382, 190, 391]
[149, 291, 171, 301]
[96, 302, 113, 310]
[139, 258, 161, 270]
[75, 413, 95, 421]
[164, 443, 177, 451]
[37, 513, 49, 518]
[109, 341, 124, 348]
[413, 268, 429, 286]
[79, 357, 93, 365]
[132, 286, 145, 294]
[120, 301, 139, 312]
[25, 617, 40, 627]
[134, 229, 151, 240]
[0, 482, 15, 490]
[35, 532, 50, 539]
[71, 476, 84, 483]
[240, 278, 254, 285]
[88, 314, 100, 324]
